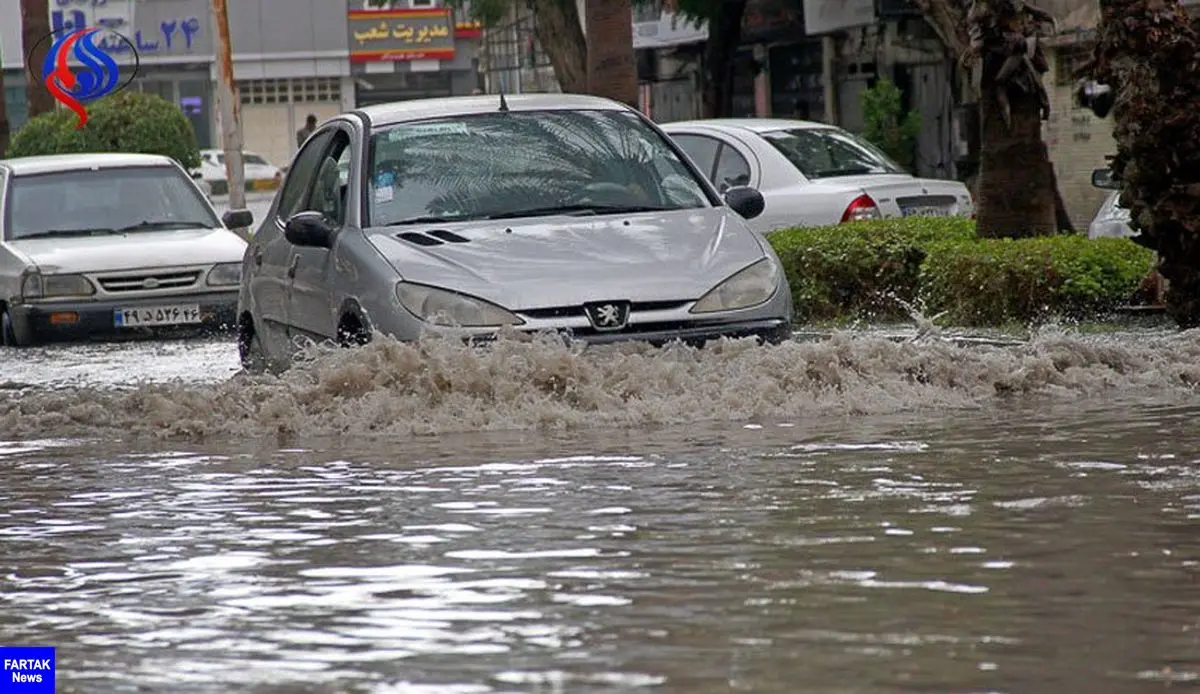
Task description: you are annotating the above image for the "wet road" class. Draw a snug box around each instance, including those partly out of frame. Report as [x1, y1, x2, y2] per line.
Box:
[2, 328, 1199, 692]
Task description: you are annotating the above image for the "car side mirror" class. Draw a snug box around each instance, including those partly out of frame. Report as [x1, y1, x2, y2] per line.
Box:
[222, 209, 254, 229]
[1091, 168, 1118, 190]
[724, 186, 765, 220]
[284, 211, 335, 248]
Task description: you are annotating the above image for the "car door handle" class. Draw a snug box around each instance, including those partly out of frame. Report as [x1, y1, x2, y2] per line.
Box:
[287, 255, 298, 279]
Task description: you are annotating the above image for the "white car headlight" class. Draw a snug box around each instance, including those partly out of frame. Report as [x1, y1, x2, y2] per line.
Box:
[690, 257, 780, 314]
[21, 272, 96, 300]
[396, 282, 524, 328]
[206, 262, 242, 287]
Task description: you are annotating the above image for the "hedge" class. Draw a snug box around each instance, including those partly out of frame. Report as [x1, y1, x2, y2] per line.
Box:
[5, 91, 201, 171]
[766, 217, 1156, 326]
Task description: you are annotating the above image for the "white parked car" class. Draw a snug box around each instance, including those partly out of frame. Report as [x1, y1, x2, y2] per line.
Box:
[193, 149, 283, 196]
[660, 118, 974, 234]
[1087, 167, 1134, 239]
[0, 153, 254, 347]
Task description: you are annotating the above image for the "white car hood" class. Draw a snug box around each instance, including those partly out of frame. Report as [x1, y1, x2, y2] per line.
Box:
[9, 228, 248, 274]
[1088, 190, 1134, 239]
[365, 207, 769, 310]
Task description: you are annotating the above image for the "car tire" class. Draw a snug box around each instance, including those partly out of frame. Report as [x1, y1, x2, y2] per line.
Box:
[238, 321, 269, 373]
[1, 309, 35, 348]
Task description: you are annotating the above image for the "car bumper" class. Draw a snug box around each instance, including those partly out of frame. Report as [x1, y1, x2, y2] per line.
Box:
[9, 291, 239, 342]
[464, 318, 793, 348]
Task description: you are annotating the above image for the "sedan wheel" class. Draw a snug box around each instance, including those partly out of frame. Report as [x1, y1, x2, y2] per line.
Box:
[1, 309, 35, 348]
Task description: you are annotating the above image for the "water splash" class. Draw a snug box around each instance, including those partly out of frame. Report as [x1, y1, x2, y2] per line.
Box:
[2, 328, 1199, 440]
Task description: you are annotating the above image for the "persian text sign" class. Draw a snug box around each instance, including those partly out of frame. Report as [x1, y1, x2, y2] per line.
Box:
[0, 647, 55, 693]
[348, 9, 455, 63]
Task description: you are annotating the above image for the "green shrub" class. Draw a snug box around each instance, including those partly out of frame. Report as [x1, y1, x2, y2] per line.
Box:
[919, 235, 1155, 325]
[6, 91, 200, 170]
[766, 218, 1156, 326]
[768, 217, 976, 322]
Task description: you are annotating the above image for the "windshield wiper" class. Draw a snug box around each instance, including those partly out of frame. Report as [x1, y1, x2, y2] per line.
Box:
[18, 228, 125, 239]
[483, 203, 672, 220]
[384, 214, 479, 227]
[115, 220, 211, 232]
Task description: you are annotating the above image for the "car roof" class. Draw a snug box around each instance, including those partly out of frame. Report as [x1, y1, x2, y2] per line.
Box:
[1, 152, 178, 176]
[661, 118, 836, 134]
[356, 93, 636, 128]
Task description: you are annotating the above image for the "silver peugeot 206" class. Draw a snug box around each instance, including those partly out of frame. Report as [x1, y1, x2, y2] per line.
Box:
[236, 93, 794, 372]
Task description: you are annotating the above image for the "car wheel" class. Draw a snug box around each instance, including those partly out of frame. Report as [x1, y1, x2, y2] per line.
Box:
[1, 309, 35, 348]
[238, 319, 269, 373]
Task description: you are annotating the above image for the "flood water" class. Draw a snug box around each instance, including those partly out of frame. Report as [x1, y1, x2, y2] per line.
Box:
[2, 328, 1199, 693]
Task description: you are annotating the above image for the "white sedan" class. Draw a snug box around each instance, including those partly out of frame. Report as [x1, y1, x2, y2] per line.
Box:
[193, 149, 283, 196]
[0, 152, 253, 347]
[660, 118, 974, 234]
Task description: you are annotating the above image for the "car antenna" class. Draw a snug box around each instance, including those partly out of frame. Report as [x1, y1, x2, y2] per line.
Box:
[497, 89, 509, 113]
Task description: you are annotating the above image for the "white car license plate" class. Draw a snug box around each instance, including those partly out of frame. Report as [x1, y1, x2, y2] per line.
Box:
[902, 206, 951, 218]
[114, 305, 202, 327]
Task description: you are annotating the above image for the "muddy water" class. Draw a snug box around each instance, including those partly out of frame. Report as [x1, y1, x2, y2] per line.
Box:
[1, 329, 1199, 692]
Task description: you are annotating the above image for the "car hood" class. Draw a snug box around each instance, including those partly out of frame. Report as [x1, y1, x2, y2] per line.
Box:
[809, 173, 972, 208]
[365, 207, 769, 310]
[9, 227, 248, 274]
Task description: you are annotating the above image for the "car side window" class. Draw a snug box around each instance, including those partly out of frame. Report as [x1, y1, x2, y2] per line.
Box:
[276, 129, 335, 221]
[713, 144, 752, 192]
[672, 134, 720, 180]
[303, 130, 353, 228]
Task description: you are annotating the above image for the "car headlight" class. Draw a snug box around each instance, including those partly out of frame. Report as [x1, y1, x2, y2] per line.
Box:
[690, 257, 780, 314]
[21, 272, 95, 300]
[396, 282, 524, 328]
[206, 262, 242, 287]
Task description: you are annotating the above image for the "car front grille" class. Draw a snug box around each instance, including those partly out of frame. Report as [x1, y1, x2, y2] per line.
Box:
[97, 270, 201, 293]
[521, 300, 688, 320]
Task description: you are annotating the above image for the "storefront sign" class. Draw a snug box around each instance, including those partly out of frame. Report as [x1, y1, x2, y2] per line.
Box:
[632, 10, 707, 50]
[802, 0, 876, 34]
[348, 8, 456, 63]
[50, 0, 206, 57]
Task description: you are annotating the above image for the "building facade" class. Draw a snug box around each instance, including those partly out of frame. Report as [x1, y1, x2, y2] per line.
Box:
[1, 0, 483, 167]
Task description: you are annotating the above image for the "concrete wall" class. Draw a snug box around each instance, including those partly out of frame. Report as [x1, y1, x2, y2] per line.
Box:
[1043, 44, 1117, 228]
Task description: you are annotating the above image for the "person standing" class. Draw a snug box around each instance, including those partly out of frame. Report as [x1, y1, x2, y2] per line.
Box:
[296, 114, 317, 149]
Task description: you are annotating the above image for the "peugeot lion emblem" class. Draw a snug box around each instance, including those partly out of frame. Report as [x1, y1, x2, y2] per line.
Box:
[584, 301, 630, 331]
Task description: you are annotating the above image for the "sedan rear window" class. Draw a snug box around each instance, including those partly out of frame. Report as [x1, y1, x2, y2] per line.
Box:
[365, 109, 714, 226]
[5, 166, 221, 240]
[761, 127, 907, 179]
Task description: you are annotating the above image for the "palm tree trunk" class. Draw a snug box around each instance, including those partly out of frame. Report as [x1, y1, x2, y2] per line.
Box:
[21, 0, 56, 118]
[0, 50, 10, 156]
[974, 85, 1057, 238]
[583, 0, 637, 106]
[531, 0, 587, 94]
[700, 0, 747, 118]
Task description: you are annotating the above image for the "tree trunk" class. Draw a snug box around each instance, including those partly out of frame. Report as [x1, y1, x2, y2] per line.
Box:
[532, 0, 587, 94]
[1049, 162, 1074, 231]
[1084, 0, 1200, 329]
[21, 0, 56, 118]
[583, 0, 637, 106]
[700, 0, 747, 118]
[0, 50, 10, 156]
[974, 84, 1057, 237]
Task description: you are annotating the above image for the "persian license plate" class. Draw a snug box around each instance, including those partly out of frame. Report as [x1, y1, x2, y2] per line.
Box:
[250, 178, 279, 191]
[902, 206, 952, 218]
[114, 304, 202, 328]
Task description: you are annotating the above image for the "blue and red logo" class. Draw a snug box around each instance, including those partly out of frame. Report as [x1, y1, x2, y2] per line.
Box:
[31, 27, 139, 129]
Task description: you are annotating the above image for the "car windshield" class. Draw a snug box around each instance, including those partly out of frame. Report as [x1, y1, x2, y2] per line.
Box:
[761, 127, 907, 179]
[365, 109, 713, 226]
[5, 165, 222, 240]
